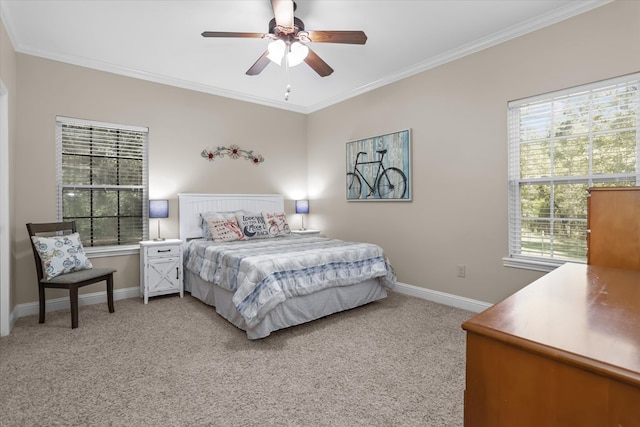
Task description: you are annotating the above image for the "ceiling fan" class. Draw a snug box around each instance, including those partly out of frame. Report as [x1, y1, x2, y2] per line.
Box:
[201, 0, 367, 77]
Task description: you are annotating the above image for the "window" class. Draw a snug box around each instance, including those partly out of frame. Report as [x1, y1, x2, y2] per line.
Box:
[56, 116, 148, 251]
[507, 73, 639, 271]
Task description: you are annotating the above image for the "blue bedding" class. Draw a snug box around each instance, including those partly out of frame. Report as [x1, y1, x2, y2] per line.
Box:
[184, 236, 395, 327]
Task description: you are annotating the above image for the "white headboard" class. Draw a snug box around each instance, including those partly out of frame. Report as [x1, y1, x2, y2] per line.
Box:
[178, 193, 285, 241]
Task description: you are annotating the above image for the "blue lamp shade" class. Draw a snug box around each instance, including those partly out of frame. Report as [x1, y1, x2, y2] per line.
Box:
[295, 200, 309, 214]
[149, 199, 169, 241]
[149, 200, 169, 219]
[295, 200, 309, 231]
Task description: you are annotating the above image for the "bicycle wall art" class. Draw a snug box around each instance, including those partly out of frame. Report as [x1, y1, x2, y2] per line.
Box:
[346, 129, 411, 201]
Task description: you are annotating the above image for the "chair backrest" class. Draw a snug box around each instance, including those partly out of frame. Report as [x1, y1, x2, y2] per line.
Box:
[26, 221, 77, 282]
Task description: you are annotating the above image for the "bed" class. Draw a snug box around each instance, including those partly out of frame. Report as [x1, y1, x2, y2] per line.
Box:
[178, 193, 396, 339]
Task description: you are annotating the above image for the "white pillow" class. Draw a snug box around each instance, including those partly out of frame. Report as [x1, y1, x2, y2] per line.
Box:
[206, 218, 245, 242]
[200, 211, 243, 240]
[235, 212, 270, 239]
[31, 232, 93, 280]
[262, 212, 291, 237]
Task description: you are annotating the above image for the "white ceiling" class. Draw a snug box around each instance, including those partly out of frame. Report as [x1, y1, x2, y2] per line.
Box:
[1, 0, 608, 114]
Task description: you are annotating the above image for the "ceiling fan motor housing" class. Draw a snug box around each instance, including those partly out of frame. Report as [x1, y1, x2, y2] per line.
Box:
[269, 17, 305, 37]
[202, 0, 364, 77]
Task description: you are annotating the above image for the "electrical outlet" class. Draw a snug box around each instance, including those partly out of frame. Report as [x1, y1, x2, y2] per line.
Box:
[456, 264, 466, 278]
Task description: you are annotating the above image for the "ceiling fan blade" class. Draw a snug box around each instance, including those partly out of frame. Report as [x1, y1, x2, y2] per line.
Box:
[202, 31, 265, 39]
[271, 0, 294, 32]
[304, 48, 334, 77]
[246, 51, 271, 76]
[306, 31, 367, 45]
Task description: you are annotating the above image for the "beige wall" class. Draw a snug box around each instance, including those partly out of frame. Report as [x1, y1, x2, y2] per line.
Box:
[307, 0, 640, 303]
[13, 55, 307, 305]
[4, 0, 640, 311]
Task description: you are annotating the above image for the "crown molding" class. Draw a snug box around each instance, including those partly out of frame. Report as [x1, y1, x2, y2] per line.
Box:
[1, 0, 610, 115]
[305, 0, 611, 113]
[13, 43, 310, 114]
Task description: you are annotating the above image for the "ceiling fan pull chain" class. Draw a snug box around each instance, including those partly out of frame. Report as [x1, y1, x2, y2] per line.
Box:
[284, 51, 291, 101]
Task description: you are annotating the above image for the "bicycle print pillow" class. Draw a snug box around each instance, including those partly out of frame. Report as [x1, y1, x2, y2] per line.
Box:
[262, 211, 290, 237]
[31, 232, 93, 280]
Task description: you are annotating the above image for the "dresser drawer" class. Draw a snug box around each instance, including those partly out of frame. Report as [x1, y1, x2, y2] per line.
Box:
[147, 245, 180, 257]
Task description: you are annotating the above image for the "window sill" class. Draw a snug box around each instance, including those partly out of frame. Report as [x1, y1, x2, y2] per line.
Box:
[84, 244, 140, 258]
[502, 257, 582, 273]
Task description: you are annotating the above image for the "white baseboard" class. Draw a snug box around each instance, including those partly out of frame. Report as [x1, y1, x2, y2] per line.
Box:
[9, 306, 18, 332]
[15, 286, 140, 319]
[12, 282, 489, 321]
[393, 282, 492, 313]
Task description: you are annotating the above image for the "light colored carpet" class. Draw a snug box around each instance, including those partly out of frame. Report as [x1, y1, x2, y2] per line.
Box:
[0, 291, 473, 426]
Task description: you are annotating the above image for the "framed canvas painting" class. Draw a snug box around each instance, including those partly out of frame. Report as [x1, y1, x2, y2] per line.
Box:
[346, 129, 411, 201]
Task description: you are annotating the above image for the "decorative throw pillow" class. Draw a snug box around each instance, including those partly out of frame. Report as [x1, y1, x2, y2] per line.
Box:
[31, 232, 93, 280]
[206, 218, 245, 242]
[235, 212, 270, 239]
[200, 211, 242, 240]
[262, 211, 291, 237]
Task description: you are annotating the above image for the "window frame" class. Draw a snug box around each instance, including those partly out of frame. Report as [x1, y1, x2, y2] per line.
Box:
[505, 73, 640, 272]
[56, 116, 149, 257]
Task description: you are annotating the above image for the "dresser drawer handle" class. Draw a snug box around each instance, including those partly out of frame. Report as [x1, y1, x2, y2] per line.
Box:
[157, 249, 171, 253]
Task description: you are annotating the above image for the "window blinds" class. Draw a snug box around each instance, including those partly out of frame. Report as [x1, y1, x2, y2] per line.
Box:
[56, 116, 149, 247]
[507, 73, 639, 268]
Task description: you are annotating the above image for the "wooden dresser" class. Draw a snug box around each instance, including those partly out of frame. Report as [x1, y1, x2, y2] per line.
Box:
[587, 187, 640, 271]
[462, 263, 640, 426]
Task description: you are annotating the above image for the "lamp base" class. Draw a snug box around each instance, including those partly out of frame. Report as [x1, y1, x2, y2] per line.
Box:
[153, 219, 165, 242]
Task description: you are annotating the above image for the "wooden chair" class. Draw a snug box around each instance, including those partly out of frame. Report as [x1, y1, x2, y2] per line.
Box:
[26, 221, 116, 328]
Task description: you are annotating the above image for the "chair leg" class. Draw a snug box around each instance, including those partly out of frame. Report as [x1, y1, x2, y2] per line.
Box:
[70, 286, 79, 329]
[107, 274, 115, 314]
[38, 284, 46, 324]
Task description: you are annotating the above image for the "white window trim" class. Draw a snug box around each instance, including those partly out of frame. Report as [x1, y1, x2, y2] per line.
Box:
[505, 72, 640, 272]
[502, 256, 570, 273]
[84, 244, 141, 258]
[56, 116, 149, 256]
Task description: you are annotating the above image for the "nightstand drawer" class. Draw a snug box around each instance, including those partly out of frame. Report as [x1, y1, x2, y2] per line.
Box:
[147, 245, 180, 257]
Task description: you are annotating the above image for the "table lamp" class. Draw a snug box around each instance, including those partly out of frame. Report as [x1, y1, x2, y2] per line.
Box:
[295, 199, 309, 230]
[149, 199, 169, 241]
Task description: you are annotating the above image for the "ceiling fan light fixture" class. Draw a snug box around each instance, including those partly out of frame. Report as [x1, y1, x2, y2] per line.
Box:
[287, 41, 309, 67]
[202, 0, 366, 77]
[267, 39, 286, 65]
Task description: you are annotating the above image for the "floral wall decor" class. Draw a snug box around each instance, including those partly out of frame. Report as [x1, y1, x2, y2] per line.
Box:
[201, 145, 264, 165]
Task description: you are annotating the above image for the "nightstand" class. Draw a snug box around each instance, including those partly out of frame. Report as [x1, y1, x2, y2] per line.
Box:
[290, 229, 321, 237]
[140, 239, 183, 304]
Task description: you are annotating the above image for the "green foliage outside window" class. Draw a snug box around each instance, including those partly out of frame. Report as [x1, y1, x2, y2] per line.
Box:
[509, 77, 638, 264]
[58, 120, 148, 247]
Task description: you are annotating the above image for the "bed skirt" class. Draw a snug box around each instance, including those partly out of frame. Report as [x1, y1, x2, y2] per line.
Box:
[185, 269, 388, 339]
